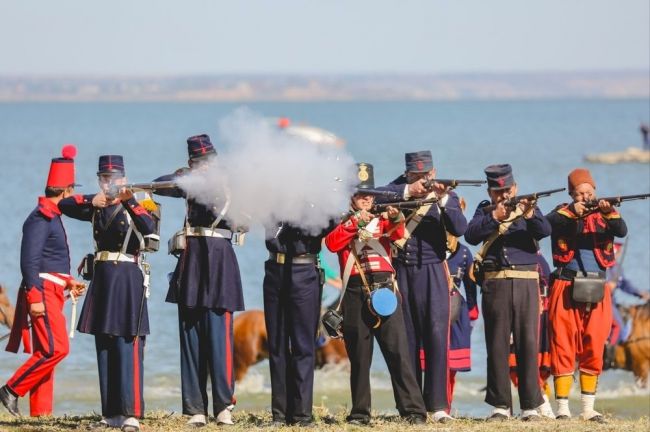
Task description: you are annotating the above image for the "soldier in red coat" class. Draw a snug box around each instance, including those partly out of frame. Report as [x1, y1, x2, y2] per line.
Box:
[325, 163, 427, 426]
[546, 168, 627, 422]
[1, 146, 86, 417]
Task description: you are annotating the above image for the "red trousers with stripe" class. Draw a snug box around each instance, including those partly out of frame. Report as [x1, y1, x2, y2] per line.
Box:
[6, 279, 69, 416]
[549, 278, 612, 376]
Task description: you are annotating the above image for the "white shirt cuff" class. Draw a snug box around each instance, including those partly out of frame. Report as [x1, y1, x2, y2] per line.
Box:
[438, 194, 449, 208]
[403, 185, 410, 200]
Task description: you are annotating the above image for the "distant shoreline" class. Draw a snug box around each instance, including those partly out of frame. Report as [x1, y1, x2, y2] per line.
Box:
[0, 70, 647, 102]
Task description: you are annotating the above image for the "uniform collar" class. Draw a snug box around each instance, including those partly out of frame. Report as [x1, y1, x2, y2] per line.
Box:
[38, 196, 62, 218]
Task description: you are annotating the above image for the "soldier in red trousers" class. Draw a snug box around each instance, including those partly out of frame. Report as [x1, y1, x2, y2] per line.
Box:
[1, 145, 86, 417]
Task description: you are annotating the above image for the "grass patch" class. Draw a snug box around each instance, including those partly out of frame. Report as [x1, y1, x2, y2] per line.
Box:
[0, 409, 647, 431]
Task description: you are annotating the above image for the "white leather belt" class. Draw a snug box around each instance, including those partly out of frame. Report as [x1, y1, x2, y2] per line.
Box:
[185, 227, 232, 239]
[95, 251, 138, 263]
[39, 273, 69, 287]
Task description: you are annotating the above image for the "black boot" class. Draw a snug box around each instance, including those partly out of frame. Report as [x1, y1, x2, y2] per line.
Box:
[0, 385, 21, 417]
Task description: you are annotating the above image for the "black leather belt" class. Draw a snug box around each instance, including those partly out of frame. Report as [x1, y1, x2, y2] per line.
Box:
[348, 272, 393, 288]
[269, 252, 317, 265]
[555, 267, 605, 281]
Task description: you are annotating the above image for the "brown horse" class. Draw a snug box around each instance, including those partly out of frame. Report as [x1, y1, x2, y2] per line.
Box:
[0, 285, 15, 330]
[614, 301, 650, 386]
[233, 309, 348, 382]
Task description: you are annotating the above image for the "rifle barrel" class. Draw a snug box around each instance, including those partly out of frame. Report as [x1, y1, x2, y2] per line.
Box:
[373, 198, 439, 211]
[482, 187, 566, 212]
[423, 178, 487, 189]
[127, 181, 178, 191]
[586, 193, 650, 207]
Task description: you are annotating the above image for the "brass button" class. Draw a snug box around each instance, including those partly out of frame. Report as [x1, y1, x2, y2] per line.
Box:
[120, 221, 125, 225]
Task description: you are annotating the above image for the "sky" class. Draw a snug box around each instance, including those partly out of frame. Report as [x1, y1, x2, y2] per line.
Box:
[0, 0, 648, 75]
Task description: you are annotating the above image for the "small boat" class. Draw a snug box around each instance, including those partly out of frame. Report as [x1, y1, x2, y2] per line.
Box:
[584, 147, 650, 164]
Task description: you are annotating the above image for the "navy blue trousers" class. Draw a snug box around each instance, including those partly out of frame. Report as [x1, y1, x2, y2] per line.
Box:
[95, 335, 145, 418]
[178, 306, 234, 416]
[449, 296, 472, 372]
[263, 261, 321, 423]
[394, 261, 450, 412]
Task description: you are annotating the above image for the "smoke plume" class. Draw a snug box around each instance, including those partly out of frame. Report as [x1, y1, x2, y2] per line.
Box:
[176, 108, 357, 235]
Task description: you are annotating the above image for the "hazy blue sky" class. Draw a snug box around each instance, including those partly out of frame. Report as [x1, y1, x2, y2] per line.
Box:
[1, 1, 648, 75]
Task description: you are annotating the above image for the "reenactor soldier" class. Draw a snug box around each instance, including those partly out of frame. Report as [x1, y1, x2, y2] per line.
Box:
[378, 151, 467, 422]
[464, 163, 550, 421]
[445, 235, 479, 405]
[152, 135, 245, 427]
[1, 146, 86, 417]
[59, 155, 155, 432]
[263, 220, 334, 426]
[325, 163, 427, 426]
[546, 168, 627, 422]
[506, 251, 556, 419]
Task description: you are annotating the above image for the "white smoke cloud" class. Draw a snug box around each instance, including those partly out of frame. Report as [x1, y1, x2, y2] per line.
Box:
[176, 108, 358, 235]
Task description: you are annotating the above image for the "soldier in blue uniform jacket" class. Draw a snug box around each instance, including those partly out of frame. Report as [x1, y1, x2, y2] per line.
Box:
[59, 155, 154, 432]
[152, 134, 245, 427]
[377, 150, 467, 422]
[464, 163, 551, 422]
[264, 221, 334, 426]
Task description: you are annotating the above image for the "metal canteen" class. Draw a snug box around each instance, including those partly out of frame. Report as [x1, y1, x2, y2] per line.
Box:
[370, 287, 398, 317]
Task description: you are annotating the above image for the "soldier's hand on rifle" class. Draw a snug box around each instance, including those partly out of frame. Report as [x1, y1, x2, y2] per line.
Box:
[492, 201, 510, 221]
[598, 199, 613, 214]
[357, 209, 374, 224]
[408, 179, 429, 198]
[518, 198, 536, 219]
[67, 279, 86, 297]
[92, 191, 110, 208]
[573, 201, 587, 217]
[117, 187, 134, 202]
[385, 205, 400, 220]
[29, 302, 45, 318]
[429, 181, 448, 199]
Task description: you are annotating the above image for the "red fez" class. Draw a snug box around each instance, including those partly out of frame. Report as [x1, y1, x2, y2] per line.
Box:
[46, 144, 77, 188]
[567, 168, 595, 192]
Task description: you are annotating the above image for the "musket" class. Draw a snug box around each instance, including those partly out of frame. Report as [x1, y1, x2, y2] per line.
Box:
[372, 197, 439, 212]
[340, 197, 439, 222]
[106, 180, 177, 200]
[584, 193, 650, 209]
[482, 188, 566, 213]
[354, 188, 402, 200]
[422, 178, 487, 189]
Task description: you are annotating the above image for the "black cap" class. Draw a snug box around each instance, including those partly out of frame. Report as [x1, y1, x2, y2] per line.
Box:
[187, 134, 217, 160]
[97, 155, 125, 176]
[405, 150, 433, 173]
[484, 164, 515, 190]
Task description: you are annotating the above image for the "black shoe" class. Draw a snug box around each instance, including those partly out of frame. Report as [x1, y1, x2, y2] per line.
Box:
[588, 414, 606, 424]
[405, 415, 426, 425]
[86, 420, 110, 430]
[0, 385, 20, 417]
[486, 413, 509, 422]
[346, 416, 371, 426]
[291, 420, 314, 427]
[556, 415, 571, 420]
[269, 420, 286, 427]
